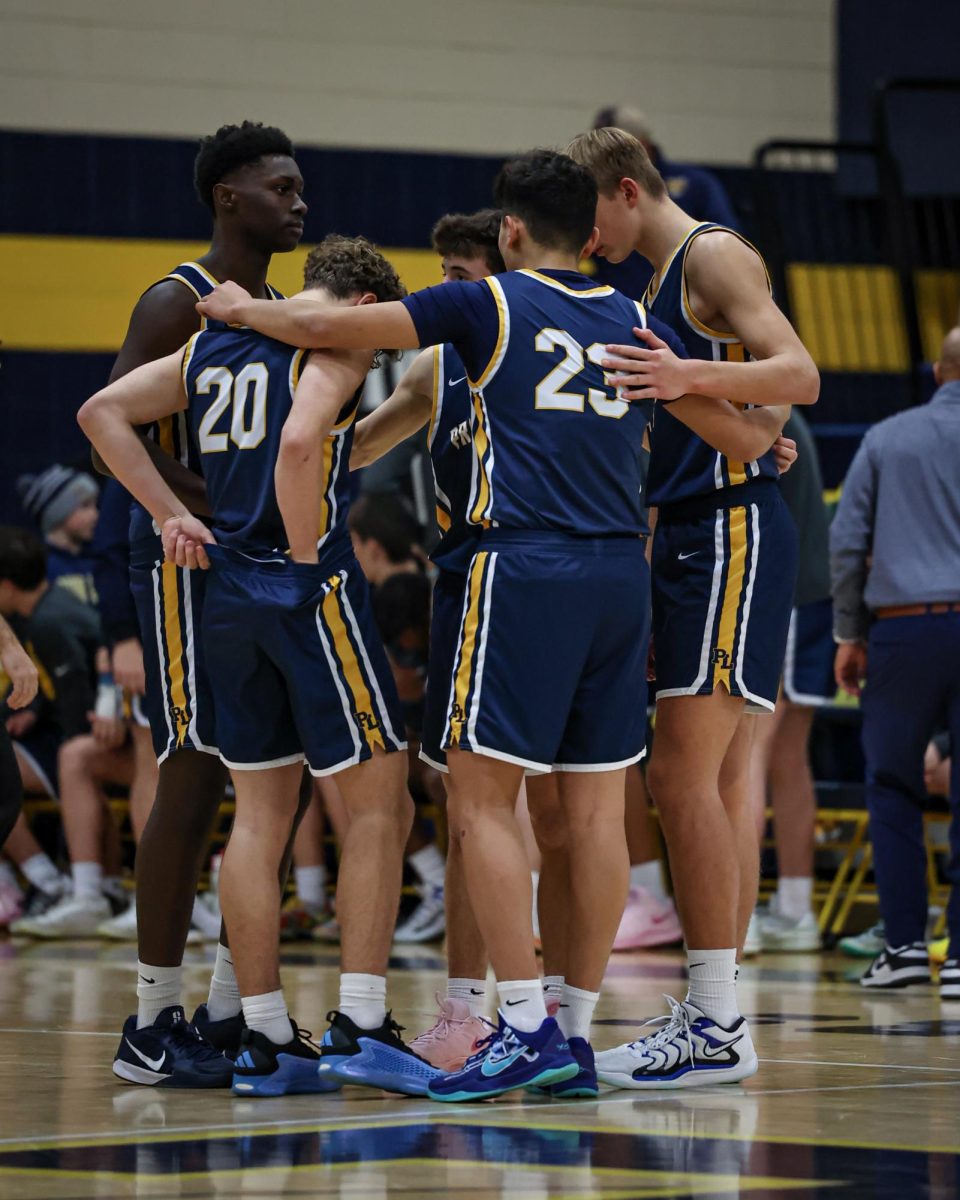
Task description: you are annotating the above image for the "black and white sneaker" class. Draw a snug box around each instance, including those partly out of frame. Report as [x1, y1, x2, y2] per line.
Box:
[860, 942, 931, 989]
[940, 958, 960, 1001]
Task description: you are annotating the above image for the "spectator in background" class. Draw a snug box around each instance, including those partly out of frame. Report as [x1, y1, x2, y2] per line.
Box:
[0, 614, 38, 925]
[16, 465, 100, 607]
[747, 411, 833, 954]
[589, 104, 739, 299]
[348, 493, 425, 585]
[830, 326, 960, 1001]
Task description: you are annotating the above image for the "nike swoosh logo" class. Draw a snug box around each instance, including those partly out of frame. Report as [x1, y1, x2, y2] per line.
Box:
[138, 975, 155, 984]
[469, 989, 484, 996]
[701, 1034, 743, 1059]
[480, 1047, 528, 1077]
[448, 376, 467, 386]
[688, 962, 706, 970]
[504, 999, 527, 1006]
[678, 551, 698, 561]
[124, 1038, 167, 1072]
[53, 664, 71, 677]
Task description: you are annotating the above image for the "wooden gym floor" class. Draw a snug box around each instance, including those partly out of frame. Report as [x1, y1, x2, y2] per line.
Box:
[0, 939, 958, 1198]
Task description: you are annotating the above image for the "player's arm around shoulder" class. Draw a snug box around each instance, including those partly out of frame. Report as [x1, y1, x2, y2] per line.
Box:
[668, 393, 792, 462]
[277, 348, 374, 563]
[199, 281, 421, 352]
[683, 231, 819, 407]
[351, 349, 434, 469]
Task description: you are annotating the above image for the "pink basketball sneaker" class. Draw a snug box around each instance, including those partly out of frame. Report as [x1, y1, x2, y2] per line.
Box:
[408, 997, 494, 1072]
[612, 887, 683, 951]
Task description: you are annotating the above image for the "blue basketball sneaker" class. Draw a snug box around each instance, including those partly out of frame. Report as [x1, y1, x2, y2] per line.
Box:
[428, 1013, 578, 1102]
[113, 1005, 233, 1088]
[232, 1020, 339, 1097]
[318, 1010, 442, 1096]
[526, 1036, 598, 1098]
[191, 1003, 245, 1059]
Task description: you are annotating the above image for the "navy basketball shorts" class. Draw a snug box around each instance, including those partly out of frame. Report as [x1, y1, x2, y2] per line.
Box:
[420, 568, 467, 773]
[442, 531, 650, 773]
[202, 544, 407, 776]
[129, 535, 219, 763]
[783, 597, 836, 706]
[652, 481, 798, 714]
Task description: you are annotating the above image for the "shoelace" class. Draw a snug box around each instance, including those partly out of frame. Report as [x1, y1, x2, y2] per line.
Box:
[628, 996, 696, 1070]
[461, 1025, 507, 1068]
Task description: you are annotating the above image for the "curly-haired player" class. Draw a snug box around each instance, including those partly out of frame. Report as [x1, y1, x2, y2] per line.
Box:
[81, 235, 443, 1100]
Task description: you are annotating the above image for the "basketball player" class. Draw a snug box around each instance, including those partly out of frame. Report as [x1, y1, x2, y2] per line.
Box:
[81, 236, 441, 1099]
[106, 122, 307, 1087]
[0, 614, 38, 843]
[197, 150, 792, 1099]
[566, 127, 818, 1087]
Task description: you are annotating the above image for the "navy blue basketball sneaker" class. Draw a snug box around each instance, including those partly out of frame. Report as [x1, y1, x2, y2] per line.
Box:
[232, 1020, 338, 1097]
[527, 1036, 599, 1098]
[113, 1005, 233, 1088]
[191, 1003, 246, 1059]
[428, 1012, 578, 1102]
[318, 1010, 442, 1096]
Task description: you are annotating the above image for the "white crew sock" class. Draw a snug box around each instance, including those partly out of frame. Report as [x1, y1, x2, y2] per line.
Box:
[20, 852, 65, 896]
[206, 944, 242, 1021]
[776, 876, 813, 921]
[685, 948, 739, 1026]
[542, 974, 564, 1008]
[294, 865, 326, 915]
[408, 843, 446, 889]
[71, 861, 102, 902]
[447, 978, 487, 1017]
[629, 860, 667, 901]
[339, 973, 387, 1029]
[557, 983, 599, 1042]
[136, 961, 183, 1029]
[242, 990, 294, 1046]
[497, 978, 548, 1032]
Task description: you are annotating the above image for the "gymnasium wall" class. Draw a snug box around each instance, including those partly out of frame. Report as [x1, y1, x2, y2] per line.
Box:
[0, 0, 834, 163]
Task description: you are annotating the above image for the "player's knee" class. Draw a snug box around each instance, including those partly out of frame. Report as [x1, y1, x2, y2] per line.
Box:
[527, 801, 568, 852]
[58, 735, 97, 774]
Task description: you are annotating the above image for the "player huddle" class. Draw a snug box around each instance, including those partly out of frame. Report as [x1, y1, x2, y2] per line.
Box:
[79, 121, 818, 1101]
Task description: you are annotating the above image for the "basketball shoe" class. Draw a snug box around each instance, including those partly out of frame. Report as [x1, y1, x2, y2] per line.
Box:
[839, 921, 885, 958]
[12, 891, 110, 938]
[393, 883, 446, 943]
[408, 996, 494, 1071]
[232, 1021, 335, 1097]
[595, 997, 758, 1090]
[940, 959, 960, 1001]
[427, 1013, 578, 1102]
[527, 1036, 598, 1098]
[191, 1003, 246, 1058]
[113, 1005, 233, 1088]
[318, 1010, 442, 1096]
[860, 943, 931, 989]
[612, 887, 682, 951]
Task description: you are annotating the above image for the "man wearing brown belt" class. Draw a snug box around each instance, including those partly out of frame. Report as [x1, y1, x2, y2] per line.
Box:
[831, 326, 960, 999]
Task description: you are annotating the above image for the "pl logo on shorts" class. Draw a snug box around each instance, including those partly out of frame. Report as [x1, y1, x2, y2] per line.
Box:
[354, 710, 380, 734]
[710, 647, 732, 670]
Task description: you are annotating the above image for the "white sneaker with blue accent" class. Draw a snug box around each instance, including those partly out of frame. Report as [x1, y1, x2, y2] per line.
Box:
[595, 997, 758, 1090]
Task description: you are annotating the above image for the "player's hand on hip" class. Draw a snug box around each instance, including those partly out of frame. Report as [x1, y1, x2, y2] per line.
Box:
[834, 641, 867, 697]
[196, 280, 252, 324]
[603, 327, 689, 401]
[162, 516, 216, 570]
[773, 435, 798, 475]
[0, 639, 39, 710]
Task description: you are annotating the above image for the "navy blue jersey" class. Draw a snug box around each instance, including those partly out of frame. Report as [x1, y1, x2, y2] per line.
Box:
[129, 263, 284, 542]
[427, 343, 479, 576]
[644, 224, 779, 507]
[183, 326, 360, 558]
[404, 268, 686, 538]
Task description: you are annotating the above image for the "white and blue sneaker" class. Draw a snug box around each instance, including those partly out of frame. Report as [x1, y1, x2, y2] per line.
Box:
[113, 1005, 233, 1088]
[428, 1012, 578, 1102]
[232, 1021, 338, 1097]
[595, 997, 758, 1090]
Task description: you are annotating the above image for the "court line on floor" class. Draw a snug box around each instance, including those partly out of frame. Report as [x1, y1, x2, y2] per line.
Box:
[758, 1056, 960, 1073]
[744, 1078, 960, 1097]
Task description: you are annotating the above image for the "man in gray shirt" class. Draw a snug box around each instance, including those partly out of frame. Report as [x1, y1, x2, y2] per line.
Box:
[830, 326, 960, 999]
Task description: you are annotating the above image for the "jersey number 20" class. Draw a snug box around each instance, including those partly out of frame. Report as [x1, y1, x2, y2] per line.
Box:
[534, 329, 628, 419]
[196, 363, 268, 453]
